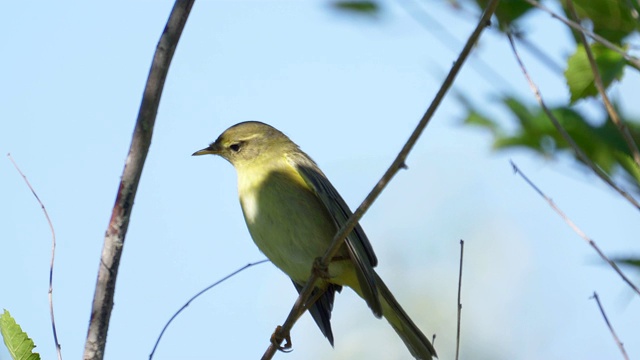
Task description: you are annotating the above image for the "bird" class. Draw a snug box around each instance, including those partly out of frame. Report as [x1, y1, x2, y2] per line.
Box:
[193, 121, 436, 359]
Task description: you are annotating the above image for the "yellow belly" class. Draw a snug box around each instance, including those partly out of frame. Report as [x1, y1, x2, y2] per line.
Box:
[239, 168, 352, 284]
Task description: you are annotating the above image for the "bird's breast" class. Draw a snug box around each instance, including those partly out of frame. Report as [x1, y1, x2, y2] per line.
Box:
[237, 166, 343, 282]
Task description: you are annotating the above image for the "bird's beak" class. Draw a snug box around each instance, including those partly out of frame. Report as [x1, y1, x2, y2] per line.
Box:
[192, 143, 220, 156]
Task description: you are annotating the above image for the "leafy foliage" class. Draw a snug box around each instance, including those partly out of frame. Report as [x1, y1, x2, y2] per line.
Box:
[475, 0, 534, 29]
[613, 257, 640, 268]
[0, 310, 40, 360]
[332, 1, 379, 15]
[463, 96, 640, 193]
[561, 0, 640, 44]
[565, 43, 627, 103]
[611, 257, 640, 285]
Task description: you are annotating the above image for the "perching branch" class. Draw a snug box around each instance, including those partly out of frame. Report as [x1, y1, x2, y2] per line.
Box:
[506, 32, 640, 211]
[590, 292, 630, 360]
[83, 2, 194, 359]
[8, 154, 62, 360]
[260, 1, 501, 358]
[565, 0, 640, 170]
[510, 161, 640, 297]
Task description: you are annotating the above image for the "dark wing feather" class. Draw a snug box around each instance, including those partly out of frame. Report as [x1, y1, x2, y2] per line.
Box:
[288, 153, 382, 317]
[292, 281, 342, 346]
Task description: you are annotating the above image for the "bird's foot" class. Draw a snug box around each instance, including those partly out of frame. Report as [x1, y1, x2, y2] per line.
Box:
[270, 325, 293, 353]
[312, 257, 331, 279]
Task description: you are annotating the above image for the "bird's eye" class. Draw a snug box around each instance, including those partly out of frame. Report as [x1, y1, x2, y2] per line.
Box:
[229, 142, 242, 152]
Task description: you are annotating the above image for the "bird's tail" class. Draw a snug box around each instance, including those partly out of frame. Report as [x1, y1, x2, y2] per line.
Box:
[376, 273, 437, 360]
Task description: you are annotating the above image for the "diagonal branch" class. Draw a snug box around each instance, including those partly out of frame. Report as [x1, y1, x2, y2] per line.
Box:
[83, 2, 195, 359]
[590, 292, 630, 360]
[511, 161, 640, 297]
[565, 0, 640, 170]
[260, 1, 501, 358]
[506, 32, 640, 211]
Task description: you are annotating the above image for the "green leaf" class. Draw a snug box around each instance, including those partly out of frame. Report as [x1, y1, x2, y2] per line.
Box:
[0, 310, 41, 360]
[612, 257, 640, 268]
[463, 110, 500, 132]
[460, 96, 640, 193]
[475, 0, 534, 30]
[563, 0, 640, 44]
[332, 1, 380, 15]
[565, 43, 626, 103]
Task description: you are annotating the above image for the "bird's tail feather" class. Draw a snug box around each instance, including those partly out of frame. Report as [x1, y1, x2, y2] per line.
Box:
[376, 273, 437, 360]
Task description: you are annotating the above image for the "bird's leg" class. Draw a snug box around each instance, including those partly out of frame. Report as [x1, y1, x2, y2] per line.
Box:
[305, 255, 350, 309]
[311, 255, 349, 279]
[270, 325, 293, 352]
[306, 255, 350, 309]
[312, 257, 331, 279]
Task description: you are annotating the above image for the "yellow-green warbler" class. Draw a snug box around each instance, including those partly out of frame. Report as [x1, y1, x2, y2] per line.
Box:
[193, 121, 436, 359]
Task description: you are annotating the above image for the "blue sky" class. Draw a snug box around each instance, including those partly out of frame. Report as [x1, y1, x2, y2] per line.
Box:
[2, 1, 639, 359]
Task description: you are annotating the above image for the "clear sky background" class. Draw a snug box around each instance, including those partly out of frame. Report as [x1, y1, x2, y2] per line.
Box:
[2, 1, 639, 360]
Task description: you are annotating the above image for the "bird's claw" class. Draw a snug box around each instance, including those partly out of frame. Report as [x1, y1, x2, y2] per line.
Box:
[312, 257, 331, 279]
[271, 325, 293, 353]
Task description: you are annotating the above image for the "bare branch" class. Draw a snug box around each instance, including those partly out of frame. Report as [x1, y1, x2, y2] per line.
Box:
[590, 292, 630, 360]
[506, 32, 640, 211]
[565, 0, 640, 169]
[83, 2, 195, 359]
[510, 161, 640, 297]
[455, 240, 465, 360]
[149, 260, 269, 359]
[260, 1, 501, 358]
[523, 0, 640, 70]
[8, 153, 62, 360]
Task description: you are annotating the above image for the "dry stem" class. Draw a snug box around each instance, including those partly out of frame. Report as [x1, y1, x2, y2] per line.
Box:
[8, 153, 62, 360]
[510, 161, 640, 297]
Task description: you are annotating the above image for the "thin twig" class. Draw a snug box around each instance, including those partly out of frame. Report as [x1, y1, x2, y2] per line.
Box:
[8, 153, 62, 360]
[506, 32, 640, 211]
[510, 161, 640, 297]
[455, 240, 464, 360]
[523, 0, 640, 70]
[590, 292, 630, 360]
[83, 2, 195, 360]
[565, 0, 640, 169]
[260, 1, 501, 358]
[149, 259, 269, 359]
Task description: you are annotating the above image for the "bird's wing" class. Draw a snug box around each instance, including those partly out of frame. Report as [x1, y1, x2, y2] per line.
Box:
[292, 281, 342, 346]
[288, 153, 382, 317]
